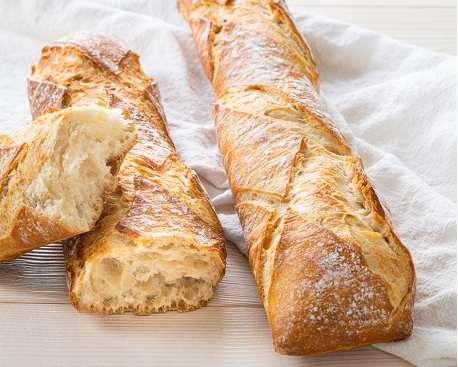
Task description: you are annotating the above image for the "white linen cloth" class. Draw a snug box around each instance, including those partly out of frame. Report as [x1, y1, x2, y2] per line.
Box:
[0, 1, 455, 366]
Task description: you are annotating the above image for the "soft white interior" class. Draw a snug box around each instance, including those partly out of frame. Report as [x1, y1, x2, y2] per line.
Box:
[23, 106, 135, 231]
[76, 236, 222, 314]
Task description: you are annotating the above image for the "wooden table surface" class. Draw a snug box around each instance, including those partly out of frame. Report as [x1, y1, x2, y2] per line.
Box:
[0, 1, 455, 366]
[288, 0, 457, 55]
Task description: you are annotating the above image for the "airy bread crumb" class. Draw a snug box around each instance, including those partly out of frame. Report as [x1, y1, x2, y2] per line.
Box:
[0, 105, 137, 262]
[67, 210, 223, 314]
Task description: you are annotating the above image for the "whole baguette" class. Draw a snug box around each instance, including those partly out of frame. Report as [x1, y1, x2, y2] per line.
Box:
[0, 106, 136, 263]
[178, 0, 416, 356]
[29, 32, 226, 314]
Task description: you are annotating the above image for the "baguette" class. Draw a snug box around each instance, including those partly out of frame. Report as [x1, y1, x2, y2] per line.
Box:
[29, 32, 226, 314]
[0, 106, 136, 263]
[178, 0, 416, 356]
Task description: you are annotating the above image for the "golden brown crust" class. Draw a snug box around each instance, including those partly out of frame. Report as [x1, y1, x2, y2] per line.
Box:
[115, 174, 224, 250]
[182, 8, 349, 154]
[178, 0, 320, 90]
[213, 19, 347, 152]
[213, 21, 308, 97]
[48, 32, 132, 75]
[142, 80, 172, 137]
[0, 144, 25, 189]
[189, 18, 215, 81]
[235, 202, 277, 303]
[269, 0, 320, 90]
[213, 103, 306, 200]
[268, 208, 411, 355]
[27, 78, 67, 120]
[0, 206, 71, 263]
[30, 32, 226, 314]
[106, 91, 175, 168]
[179, 0, 415, 356]
[352, 155, 396, 228]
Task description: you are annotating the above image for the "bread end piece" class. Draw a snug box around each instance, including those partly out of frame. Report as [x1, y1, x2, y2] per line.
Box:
[64, 201, 226, 314]
[0, 106, 137, 262]
[266, 208, 415, 356]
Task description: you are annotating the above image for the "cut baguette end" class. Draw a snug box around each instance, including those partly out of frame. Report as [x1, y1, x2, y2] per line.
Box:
[72, 248, 222, 314]
[65, 213, 225, 314]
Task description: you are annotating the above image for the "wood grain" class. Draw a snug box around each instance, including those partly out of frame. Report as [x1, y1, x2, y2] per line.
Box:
[288, 3, 457, 54]
[288, 0, 455, 6]
[0, 302, 414, 367]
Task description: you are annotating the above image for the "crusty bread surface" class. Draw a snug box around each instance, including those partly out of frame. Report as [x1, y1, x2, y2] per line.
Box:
[178, 0, 416, 356]
[0, 106, 136, 263]
[29, 32, 226, 314]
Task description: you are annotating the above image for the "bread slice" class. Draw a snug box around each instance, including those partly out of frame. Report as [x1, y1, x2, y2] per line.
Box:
[0, 105, 137, 262]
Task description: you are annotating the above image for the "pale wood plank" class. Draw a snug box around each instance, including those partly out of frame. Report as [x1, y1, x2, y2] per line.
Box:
[287, 4, 457, 54]
[288, 0, 456, 7]
[0, 303, 413, 367]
